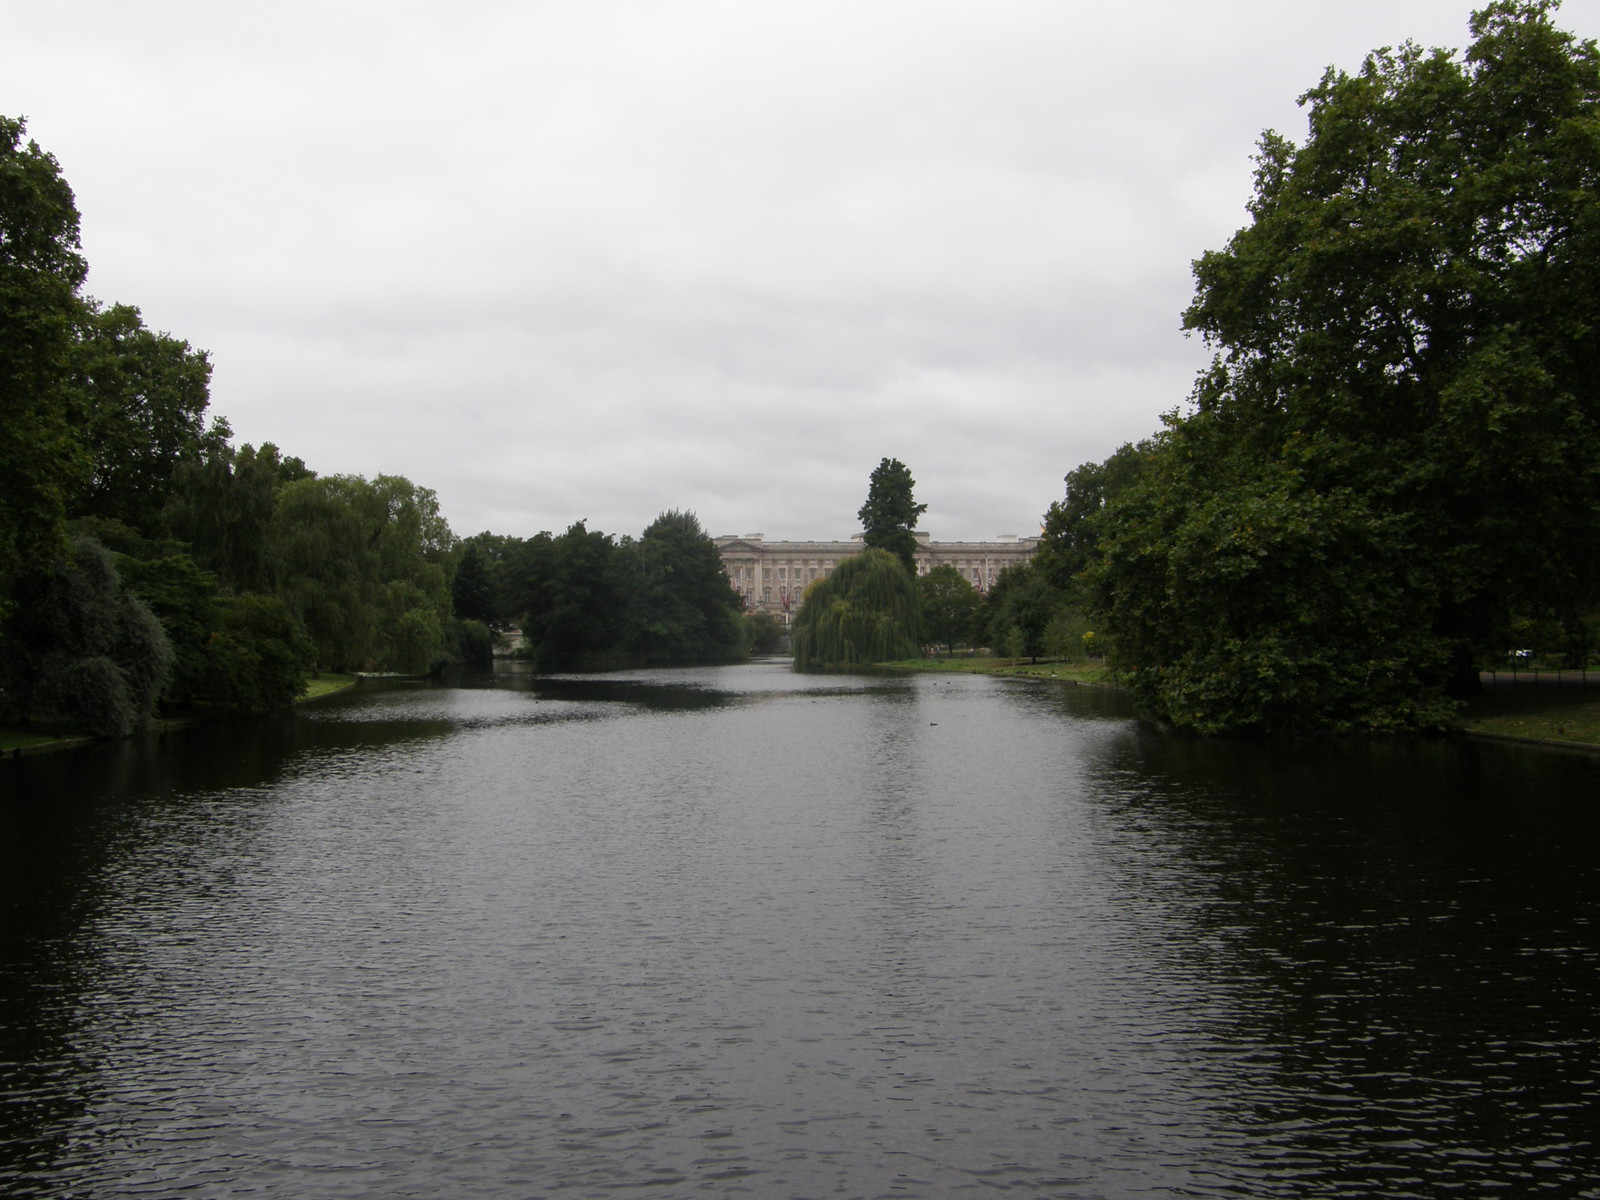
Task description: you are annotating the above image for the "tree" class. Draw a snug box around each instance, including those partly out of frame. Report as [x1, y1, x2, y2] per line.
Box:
[917, 564, 982, 655]
[0, 537, 173, 736]
[451, 540, 496, 623]
[499, 531, 556, 636]
[626, 510, 748, 665]
[116, 551, 220, 706]
[1085, 1, 1600, 733]
[791, 548, 919, 669]
[745, 609, 785, 655]
[67, 300, 214, 537]
[983, 562, 1060, 663]
[519, 521, 630, 670]
[857, 457, 927, 575]
[0, 117, 89, 616]
[1035, 441, 1152, 596]
[198, 592, 314, 712]
[270, 473, 455, 672]
[165, 435, 311, 593]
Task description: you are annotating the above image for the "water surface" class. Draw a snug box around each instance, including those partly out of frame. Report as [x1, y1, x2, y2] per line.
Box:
[3, 663, 1597, 1197]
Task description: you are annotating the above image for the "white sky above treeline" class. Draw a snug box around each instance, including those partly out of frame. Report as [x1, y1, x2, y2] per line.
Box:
[8, 2, 1594, 542]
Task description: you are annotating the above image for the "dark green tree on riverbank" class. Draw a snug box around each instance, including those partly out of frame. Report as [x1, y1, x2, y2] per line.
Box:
[917, 564, 982, 655]
[1073, 1, 1600, 733]
[858, 458, 927, 575]
[791, 549, 919, 669]
[507, 512, 748, 670]
[0, 116, 489, 731]
[982, 562, 1061, 663]
[627, 510, 748, 666]
[0, 117, 88, 619]
[68, 300, 215, 537]
[0, 538, 172, 736]
[271, 474, 456, 673]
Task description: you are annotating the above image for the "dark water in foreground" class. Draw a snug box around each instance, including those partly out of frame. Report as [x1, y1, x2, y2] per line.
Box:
[2, 662, 1598, 1199]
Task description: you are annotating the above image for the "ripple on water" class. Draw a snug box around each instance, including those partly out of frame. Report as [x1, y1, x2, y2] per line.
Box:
[2, 665, 1598, 1198]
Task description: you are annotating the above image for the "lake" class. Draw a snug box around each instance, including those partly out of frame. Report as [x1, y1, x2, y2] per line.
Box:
[3, 661, 1598, 1198]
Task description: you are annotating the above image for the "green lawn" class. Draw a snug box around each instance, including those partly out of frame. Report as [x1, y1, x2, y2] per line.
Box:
[1458, 686, 1600, 747]
[3, 673, 362, 756]
[879, 656, 1115, 684]
[885, 659, 1600, 749]
[12, 669, 1597, 757]
[0, 727, 87, 754]
[300, 673, 358, 701]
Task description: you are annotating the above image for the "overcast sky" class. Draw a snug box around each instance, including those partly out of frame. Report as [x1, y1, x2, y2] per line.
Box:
[9, 2, 1594, 543]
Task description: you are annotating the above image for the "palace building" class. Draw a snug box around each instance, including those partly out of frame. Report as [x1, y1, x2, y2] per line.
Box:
[714, 532, 1039, 623]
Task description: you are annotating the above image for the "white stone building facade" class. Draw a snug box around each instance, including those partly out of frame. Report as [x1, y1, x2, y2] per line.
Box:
[714, 532, 1039, 623]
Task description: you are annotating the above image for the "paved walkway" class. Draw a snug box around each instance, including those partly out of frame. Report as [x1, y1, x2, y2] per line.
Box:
[1480, 669, 1600, 687]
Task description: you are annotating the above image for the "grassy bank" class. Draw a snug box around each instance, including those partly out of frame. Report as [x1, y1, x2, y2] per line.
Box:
[300, 673, 359, 702]
[12, 665, 1599, 757]
[0, 727, 91, 755]
[878, 656, 1116, 684]
[1458, 686, 1600, 749]
[3, 672, 362, 757]
[884, 657, 1600, 751]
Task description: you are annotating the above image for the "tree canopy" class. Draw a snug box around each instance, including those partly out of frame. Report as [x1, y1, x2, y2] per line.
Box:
[791, 548, 919, 669]
[628, 510, 748, 666]
[271, 473, 456, 673]
[505, 512, 749, 670]
[68, 300, 214, 536]
[917, 564, 982, 655]
[0, 116, 88, 614]
[857, 458, 927, 575]
[1069, 1, 1600, 733]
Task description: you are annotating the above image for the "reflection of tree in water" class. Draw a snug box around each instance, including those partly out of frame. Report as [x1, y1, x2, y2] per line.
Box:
[1081, 731, 1600, 1195]
[0, 775, 117, 1192]
[1, 732, 292, 1192]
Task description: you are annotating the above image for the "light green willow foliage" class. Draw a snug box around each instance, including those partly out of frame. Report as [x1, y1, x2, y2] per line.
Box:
[791, 549, 918, 670]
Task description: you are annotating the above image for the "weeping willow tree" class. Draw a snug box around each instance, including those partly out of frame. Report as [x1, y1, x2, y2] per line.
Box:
[791, 548, 918, 670]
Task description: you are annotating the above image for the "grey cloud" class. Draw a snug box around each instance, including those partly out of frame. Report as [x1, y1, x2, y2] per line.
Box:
[7, 0, 1582, 543]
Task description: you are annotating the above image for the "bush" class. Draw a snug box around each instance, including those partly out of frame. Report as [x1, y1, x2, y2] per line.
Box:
[198, 593, 313, 712]
[33, 655, 135, 737]
[442, 618, 495, 667]
[0, 538, 173, 735]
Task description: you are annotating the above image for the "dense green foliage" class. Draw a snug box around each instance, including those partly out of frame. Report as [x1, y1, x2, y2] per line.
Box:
[0, 538, 173, 736]
[198, 592, 316, 713]
[69, 300, 215, 535]
[1051, 2, 1600, 733]
[791, 549, 919, 669]
[515, 522, 630, 669]
[745, 609, 785, 655]
[0, 118, 477, 732]
[917, 564, 982, 654]
[857, 458, 927, 574]
[165, 434, 311, 593]
[271, 474, 455, 673]
[1, 116, 758, 735]
[628, 510, 748, 666]
[116, 550, 223, 705]
[0, 117, 87, 617]
[506, 513, 748, 670]
[1035, 443, 1151, 595]
[981, 562, 1063, 663]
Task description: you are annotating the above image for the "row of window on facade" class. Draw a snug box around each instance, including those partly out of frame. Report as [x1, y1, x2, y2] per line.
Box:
[725, 561, 998, 597]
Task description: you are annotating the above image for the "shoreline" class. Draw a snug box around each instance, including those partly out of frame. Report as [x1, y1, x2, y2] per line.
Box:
[9, 663, 1600, 759]
[885, 656, 1600, 752]
[3, 673, 361, 760]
